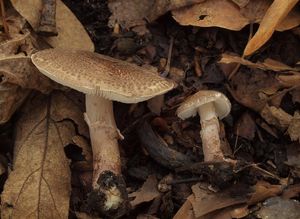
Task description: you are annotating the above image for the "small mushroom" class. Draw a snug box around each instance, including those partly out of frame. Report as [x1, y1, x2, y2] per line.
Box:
[31, 48, 175, 216]
[176, 90, 231, 162]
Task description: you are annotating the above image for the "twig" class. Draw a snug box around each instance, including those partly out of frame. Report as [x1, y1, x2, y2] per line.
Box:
[161, 36, 174, 77]
[228, 22, 254, 80]
[37, 0, 58, 36]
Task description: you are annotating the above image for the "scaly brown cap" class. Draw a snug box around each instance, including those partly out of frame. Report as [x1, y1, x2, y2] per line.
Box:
[176, 90, 231, 120]
[31, 48, 175, 103]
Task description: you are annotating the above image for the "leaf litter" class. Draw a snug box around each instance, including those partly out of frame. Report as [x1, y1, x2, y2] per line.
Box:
[0, 0, 300, 218]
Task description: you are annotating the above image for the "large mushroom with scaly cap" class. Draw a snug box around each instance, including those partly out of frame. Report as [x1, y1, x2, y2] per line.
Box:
[31, 48, 175, 217]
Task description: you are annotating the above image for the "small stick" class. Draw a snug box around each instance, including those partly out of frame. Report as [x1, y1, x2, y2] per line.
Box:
[37, 0, 58, 36]
[228, 22, 254, 80]
[161, 36, 174, 77]
[0, 0, 9, 37]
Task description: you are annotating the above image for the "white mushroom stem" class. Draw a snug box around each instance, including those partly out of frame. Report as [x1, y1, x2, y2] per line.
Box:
[84, 94, 123, 189]
[197, 102, 225, 162]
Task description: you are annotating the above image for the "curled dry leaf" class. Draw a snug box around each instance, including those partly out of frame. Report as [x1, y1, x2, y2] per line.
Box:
[287, 111, 300, 142]
[172, 0, 300, 31]
[244, 0, 299, 56]
[108, 0, 205, 30]
[128, 175, 161, 207]
[219, 53, 300, 72]
[1, 91, 86, 218]
[276, 72, 300, 87]
[10, 0, 94, 51]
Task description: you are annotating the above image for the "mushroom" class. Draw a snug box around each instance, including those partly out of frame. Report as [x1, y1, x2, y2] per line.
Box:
[176, 90, 231, 162]
[31, 48, 175, 216]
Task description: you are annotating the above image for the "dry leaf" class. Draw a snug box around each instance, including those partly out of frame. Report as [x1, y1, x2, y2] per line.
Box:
[173, 0, 249, 31]
[10, 0, 94, 51]
[260, 105, 293, 130]
[244, 0, 299, 56]
[0, 56, 55, 92]
[108, 0, 205, 29]
[75, 211, 100, 219]
[234, 112, 256, 140]
[276, 72, 300, 87]
[247, 181, 283, 205]
[189, 184, 248, 218]
[0, 55, 55, 124]
[287, 111, 300, 142]
[129, 175, 160, 207]
[172, 0, 300, 31]
[227, 69, 281, 112]
[0, 91, 82, 218]
[173, 196, 196, 219]
[219, 53, 300, 72]
[231, 0, 250, 8]
[0, 84, 30, 124]
[147, 95, 165, 115]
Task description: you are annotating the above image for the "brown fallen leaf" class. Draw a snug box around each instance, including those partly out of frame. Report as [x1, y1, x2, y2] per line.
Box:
[260, 105, 293, 130]
[188, 183, 249, 218]
[0, 55, 55, 124]
[276, 72, 300, 87]
[234, 112, 256, 140]
[244, 0, 299, 56]
[129, 175, 161, 207]
[219, 53, 300, 72]
[247, 181, 283, 205]
[0, 91, 86, 218]
[173, 196, 196, 219]
[10, 0, 94, 51]
[173, 0, 248, 31]
[226, 69, 281, 112]
[108, 0, 205, 30]
[287, 111, 300, 142]
[147, 95, 165, 115]
[231, 0, 249, 8]
[172, 0, 300, 31]
[0, 11, 51, 124]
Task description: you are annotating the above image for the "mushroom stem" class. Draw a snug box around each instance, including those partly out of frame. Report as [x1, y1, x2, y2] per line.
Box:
[197, 102, 224, 162]
[85, 95, 126, 214]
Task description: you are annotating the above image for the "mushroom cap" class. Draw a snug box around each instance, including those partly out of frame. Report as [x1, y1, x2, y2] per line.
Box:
[176, 90, 231, 120]
[31, 48, 176, 103]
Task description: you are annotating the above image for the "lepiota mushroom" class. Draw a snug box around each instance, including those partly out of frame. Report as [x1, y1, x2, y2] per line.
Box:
[31, 48, 175, 216]
[176, 90, 231, 162]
